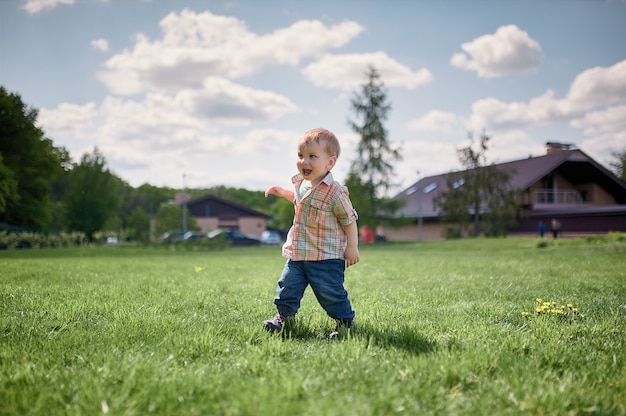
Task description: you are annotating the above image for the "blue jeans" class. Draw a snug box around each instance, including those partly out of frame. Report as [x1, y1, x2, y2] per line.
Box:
[273, 259, 355, 321]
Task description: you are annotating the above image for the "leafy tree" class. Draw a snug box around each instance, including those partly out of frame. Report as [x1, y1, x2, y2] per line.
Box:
[0, 87, 62, 230]
[609, 148, 626, 181]
[435, 132, 518, 237]
[435, 175, 470, 239]
[346, 66, 403, 229]
[154, 203, 197, 237]
[127, 207, 150, 242]
[265, 194, 295, 232]
[0, 154, 17, 215]
[125, 183, 177, 242]
[64, 148, 120, 240]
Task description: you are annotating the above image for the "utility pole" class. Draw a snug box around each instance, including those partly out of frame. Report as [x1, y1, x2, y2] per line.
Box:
[415, 171, 423, 241]
[182, 173, 187, 234]
[417, 188, 423, 241]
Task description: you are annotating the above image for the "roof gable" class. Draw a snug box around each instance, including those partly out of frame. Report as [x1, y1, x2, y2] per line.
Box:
[186, 194, 272, 218]
[494, 149, 593, 190]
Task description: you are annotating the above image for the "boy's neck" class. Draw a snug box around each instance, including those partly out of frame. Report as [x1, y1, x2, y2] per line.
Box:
[311, 171, 330, 187]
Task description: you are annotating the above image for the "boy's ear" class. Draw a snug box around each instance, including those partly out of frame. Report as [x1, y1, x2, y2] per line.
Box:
[327, 155, 337, 170]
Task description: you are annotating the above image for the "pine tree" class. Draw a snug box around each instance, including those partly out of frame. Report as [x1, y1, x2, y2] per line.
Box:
[346, 66, 402, 229]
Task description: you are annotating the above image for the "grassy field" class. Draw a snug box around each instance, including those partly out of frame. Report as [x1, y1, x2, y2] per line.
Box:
[1, 237, 625, 415]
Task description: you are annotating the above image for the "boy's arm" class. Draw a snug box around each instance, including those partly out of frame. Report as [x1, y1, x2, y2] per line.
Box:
[265, 186, 295, 203]
[343, 221, 360, 268]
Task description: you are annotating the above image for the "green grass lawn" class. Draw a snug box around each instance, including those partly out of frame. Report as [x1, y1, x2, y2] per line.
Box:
[1, 238, 625, 415]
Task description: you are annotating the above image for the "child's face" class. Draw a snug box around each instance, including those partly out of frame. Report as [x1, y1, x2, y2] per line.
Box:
[297, 139, 337, 186]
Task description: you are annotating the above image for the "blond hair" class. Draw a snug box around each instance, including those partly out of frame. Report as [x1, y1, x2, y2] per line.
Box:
[299, 128, 341, 158]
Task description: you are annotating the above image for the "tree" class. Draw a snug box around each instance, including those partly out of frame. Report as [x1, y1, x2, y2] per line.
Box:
[266, 194, 295, 232]
[126, 207, 150, 242]
[346, 66, 403, 229]
[435, 132, 518, 238]
[0, 87, 62, 230]
[609, 148, 626, 181]
[64, 148, 120, 240]
[0, 154, 18, 215]
[120, 184, 175, 242]
[154, 203, 197, 237]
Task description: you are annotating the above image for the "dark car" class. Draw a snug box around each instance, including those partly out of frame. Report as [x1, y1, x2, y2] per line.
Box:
[208, 229, 261, 246]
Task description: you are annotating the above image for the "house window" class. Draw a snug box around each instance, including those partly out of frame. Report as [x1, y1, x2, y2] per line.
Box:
[405, 185, 419, 196]
[424, 182, 438, 193]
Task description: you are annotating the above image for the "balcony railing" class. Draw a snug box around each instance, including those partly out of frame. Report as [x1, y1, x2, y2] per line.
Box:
[533, 189, 582, 204]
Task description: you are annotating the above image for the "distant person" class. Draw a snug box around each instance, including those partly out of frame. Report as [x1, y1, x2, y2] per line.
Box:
[263, 128, 359, 339]
[551, 218, 561, 239]
[360, 225, 375, 244]
[538, 220, 546, 238]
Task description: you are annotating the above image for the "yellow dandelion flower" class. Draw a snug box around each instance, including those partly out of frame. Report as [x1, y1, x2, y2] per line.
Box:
[522, 312, 530, 317]
[572, 308, 579, 314]
[567, 304, 573, 309]
[536, 298, 542, 304]
[535, 307, 543, 314]
[194, 266, 206, 273]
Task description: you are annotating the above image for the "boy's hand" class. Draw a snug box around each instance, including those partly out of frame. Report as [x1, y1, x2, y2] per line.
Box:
[265, 186, 283, 198]
[344, 246, 360, 268]
[265, 186, 295, 202]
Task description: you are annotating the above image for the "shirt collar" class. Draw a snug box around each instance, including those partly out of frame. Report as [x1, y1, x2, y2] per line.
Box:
[292, 171, 334, 187]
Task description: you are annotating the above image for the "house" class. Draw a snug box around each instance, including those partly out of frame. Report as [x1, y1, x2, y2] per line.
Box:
[184, 194, 272, 238]
[383, 143, 626, 241]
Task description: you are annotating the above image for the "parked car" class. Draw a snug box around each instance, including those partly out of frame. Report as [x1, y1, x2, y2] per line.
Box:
[183, 231, 207, 241]
[208, 229, 261, 246]
[160, 231, 185, 243]
[260, 230, 282, 245]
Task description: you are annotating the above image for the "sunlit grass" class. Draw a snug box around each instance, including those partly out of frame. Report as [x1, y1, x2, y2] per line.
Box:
[1, 238, 625, 415]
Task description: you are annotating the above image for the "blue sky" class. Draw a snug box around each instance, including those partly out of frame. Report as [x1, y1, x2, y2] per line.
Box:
[2, 0, 625, 192]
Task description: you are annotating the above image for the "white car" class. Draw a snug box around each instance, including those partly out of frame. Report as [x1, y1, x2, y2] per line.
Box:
[260, 230, 282, 245]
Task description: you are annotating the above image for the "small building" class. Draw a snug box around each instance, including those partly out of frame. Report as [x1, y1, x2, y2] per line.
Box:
[185, 194, 271, 238]
[384, 143, 626, 241]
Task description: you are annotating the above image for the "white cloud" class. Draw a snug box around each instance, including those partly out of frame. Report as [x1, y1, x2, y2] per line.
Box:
[450, 24, 541, 78]
[301, 51, 433, 90]
[571, 104, 626, 137]
[467, 59, 626, 133]
[240, 128, 299, 154]
[183, 77, 298, 124]
[96, 9, 364, 95]
[482, 130, 545, 163]
[21, 0, 74, 14]
[396, 138, 459, 186]
[468, 90, 571, 132]
[38, 102, 97, 137]
[407, 110, 468, 134]
[36, 89, 299, 188]
[91, 39, 109, 52]
[565, 59, 626, 111]
[573, 105, 626, 156]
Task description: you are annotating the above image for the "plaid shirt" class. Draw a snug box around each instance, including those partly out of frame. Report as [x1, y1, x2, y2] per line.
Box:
[282, 172, 358, 261]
